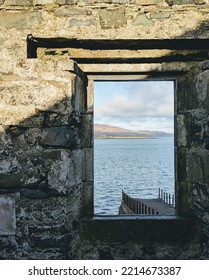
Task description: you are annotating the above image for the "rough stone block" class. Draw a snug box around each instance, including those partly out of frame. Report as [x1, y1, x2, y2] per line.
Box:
[20, 189, 48, 199]
[56, 0, 66, 4]
[176, 148, 187, 182]
[55, 7, 88, 16]
[81, 182, 93, 216]
[42, 112, 69, 127]
[136, 0, 162, 4]
[0, 196, 16, 235]
[4, 0, 31, 5]
[0, 11, 42, 30]
[168, 0, 195, 4]
[99, 8, 127, 29]
[194, 0, 205, 4]
[42, 149, 62, 160]
[0, 173, 22, 188]
[47, 156, 70, 193]
[201, 61, 209, 71]
[196, 71, 209, 109]
[188, 149, 209, 184]
[75, 0, 92, 3]
[150, 12, 170, 19]
[83, 148, 93, 181]
[93, 0, 112, 2]
[112, 0, 129, 3]
[47, 149, 83, 192]
[19, 115, 44, 128]
[33, 0, 56, 4]
[30, 233, 71, 249]
[39, 127, 80, 148]
[69, 18, 96, 27]
[132, 14, 153, 26]
[0, 152, 22, 188]
[79, 113, 93, 148]
[189, 110, 209, 149]
[177, 114, 187, 147]
[72, 149, 83, 184]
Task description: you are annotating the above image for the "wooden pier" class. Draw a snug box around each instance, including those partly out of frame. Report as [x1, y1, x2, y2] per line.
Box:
[119, 189, 175, 215]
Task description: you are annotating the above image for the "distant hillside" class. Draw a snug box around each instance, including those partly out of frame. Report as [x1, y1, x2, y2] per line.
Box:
[94, 124, 173, 138]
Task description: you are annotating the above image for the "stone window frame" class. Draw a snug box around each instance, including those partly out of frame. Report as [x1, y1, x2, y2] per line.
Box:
[86, 74, 177, 215]
[27, 37, 209, 242]
[80, 72, 197, 243]
[81, 72, 195, 242]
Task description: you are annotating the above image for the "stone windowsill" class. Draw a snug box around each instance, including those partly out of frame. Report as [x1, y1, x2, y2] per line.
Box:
[80, 215, 195, 243]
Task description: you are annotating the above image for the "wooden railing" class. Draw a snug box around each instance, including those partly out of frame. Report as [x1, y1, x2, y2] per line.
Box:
[158, 188, 175, 207]
[122, 191, 159, 215]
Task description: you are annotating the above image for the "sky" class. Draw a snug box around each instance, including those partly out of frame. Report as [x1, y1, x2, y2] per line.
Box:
[94, 81, 174, 133]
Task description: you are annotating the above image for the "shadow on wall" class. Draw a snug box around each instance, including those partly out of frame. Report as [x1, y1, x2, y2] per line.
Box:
[0, 61, 90, 258]
[0, 91, 90, 196]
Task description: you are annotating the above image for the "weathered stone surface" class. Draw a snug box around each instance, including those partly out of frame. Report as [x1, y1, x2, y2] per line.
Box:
[112, 0, 128, 3]
[39, 127, 80, 148]
[20, 184, 67, 198]
[0, 196, 16, 235]
[33, 0, 56, 4]
[201, 61, 209, 71]
[0, 152, 21, 175]
[188, 149, 209, 184]
[99, 8, 127, 29]
[177, 115, 187, 147]
[132, 14, 154, 26]
[195, 71, 209, 109]
[137, 0, 162, 4]
[83, 148, 93, 181]
[75, 0, 92, 3]
[56, 0, 66, 4]
[194, 0, 205, 4]
[20, 189, 48, 199]
[150, 12, 170, 19]
[69, 18, 96, 27]
[166, 0, 202, 3]
[19, 115, 44, 128]
[47, 149, 83, 193]
[47, 150, 73, 193]
[42, 149, 62, 160]
[189, 110, 209, 149]
[168, 0, 195, 4]
[0, 12, 42, 30]
[0, 151, 22, 188]
[30, 233, 72, 249]
[55, 7, 88, 16]
[43, 112, 70, 127]
[0, 173, 22, 188]
[4, 0, 31, 5]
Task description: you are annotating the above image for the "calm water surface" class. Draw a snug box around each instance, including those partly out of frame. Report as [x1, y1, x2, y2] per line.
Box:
[94, 138, 174, 215]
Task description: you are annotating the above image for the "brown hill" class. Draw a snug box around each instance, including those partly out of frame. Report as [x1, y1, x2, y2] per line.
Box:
[94, 124, 172, 138]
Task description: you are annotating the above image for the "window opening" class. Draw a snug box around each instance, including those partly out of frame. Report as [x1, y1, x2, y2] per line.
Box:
[94, 81, 175, 216]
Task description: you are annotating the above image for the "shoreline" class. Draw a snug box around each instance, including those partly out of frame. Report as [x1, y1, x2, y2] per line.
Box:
[94, 136, 159, 139]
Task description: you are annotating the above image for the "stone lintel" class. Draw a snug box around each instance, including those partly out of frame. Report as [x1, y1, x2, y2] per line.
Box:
[80, 62, 193, 73]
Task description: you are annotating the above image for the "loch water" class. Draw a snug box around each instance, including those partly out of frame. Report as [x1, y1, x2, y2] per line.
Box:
[94, 137, 175, 215]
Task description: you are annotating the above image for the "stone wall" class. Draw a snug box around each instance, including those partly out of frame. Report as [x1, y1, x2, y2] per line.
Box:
[0, 0, 209, 259]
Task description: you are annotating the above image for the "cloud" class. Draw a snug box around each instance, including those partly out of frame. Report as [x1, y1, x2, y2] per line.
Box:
[94, 81, 174, 132]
